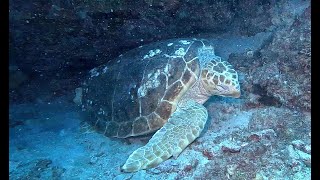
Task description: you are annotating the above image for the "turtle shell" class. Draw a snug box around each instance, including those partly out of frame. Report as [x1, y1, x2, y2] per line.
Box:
[81, 38, 211, 138]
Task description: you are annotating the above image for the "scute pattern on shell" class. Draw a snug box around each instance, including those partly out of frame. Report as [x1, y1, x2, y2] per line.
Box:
[81, 38, 210, 138]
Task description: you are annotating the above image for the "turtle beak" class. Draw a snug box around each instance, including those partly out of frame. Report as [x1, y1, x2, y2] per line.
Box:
[230, 90, 241, 98]
[228, 85, 241, 98]
[217, 85, 241, 98]
[221, 89, 240, 98]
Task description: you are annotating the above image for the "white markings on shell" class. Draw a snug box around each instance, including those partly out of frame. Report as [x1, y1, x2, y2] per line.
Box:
[143, 49, 162, 59]
[164, 63, 171, 75]
[175, 47, 186, 56]
[89, 68, 100, 77]
[102, 66, 108, 73]
[97, 108, 105, 115]
[137, 63, 171, 98]
[155, 49, 161, 54]
[164, 39, 197, 59]
[90, 66, 108, 77]
[137, 69, 161, 98]
[86, 99, 93, 105]
[179, 40, 191, 45]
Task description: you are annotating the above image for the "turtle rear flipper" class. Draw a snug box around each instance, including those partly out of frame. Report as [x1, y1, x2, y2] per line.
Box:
[120, 100, 208, 172]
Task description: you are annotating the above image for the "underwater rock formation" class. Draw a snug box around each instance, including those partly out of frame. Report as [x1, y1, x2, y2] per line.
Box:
[10, 0, 287, 103]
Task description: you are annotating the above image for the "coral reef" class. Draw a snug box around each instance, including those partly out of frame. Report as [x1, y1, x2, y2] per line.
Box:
[229, 1, 310, 111]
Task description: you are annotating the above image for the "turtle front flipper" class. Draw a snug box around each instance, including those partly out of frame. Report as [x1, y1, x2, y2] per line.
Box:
[120, 100, 208, 172]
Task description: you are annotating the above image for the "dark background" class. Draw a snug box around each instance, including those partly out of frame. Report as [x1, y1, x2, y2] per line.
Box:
[9, 0, 310, 111]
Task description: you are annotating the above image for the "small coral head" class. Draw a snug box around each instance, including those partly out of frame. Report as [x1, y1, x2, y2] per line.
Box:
[201, 59, 240, 98]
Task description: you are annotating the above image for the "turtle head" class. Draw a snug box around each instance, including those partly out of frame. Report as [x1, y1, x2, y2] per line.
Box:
[200, 59, 240, 98]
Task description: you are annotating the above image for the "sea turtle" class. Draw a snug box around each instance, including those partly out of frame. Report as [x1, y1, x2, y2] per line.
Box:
[74, 38, 241, 172]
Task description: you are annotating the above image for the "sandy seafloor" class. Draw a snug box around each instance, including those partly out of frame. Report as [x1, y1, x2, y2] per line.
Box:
[9, 96, 252, 179]
[9, 94, 310, 180]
